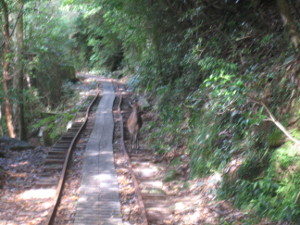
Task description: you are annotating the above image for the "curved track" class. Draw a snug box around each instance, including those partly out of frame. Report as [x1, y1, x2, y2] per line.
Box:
[41, 80, 151, 225]
[43, 86, 100, 225]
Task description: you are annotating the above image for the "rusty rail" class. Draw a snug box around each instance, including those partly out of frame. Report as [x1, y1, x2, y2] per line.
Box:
[115, 84, 149, 225]
[44, 86, 101, 225]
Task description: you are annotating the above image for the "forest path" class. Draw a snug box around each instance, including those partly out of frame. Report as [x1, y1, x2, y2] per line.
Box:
[74, 80, 122, 225]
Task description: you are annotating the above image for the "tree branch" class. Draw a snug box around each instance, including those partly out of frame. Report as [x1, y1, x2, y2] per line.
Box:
[249, 98, 300, 144]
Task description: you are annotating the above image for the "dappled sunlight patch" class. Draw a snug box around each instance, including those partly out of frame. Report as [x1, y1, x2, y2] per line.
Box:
[140, 180, 163, 189]
[274, 142, 299, 158]
[207, 172, 222, 189]
[40, 200, 55, 209]
[223, 157, 245, 181]
[174, 201, 186, 211]
[7, 171, 27, 178]
[271, 142, 300, 176]
[18, 188, 56, 200]
[10, 161, 30, 168]
[171, 177, 248, 224]
[133, 163, 160, 178]
[79, 88, 98, 97]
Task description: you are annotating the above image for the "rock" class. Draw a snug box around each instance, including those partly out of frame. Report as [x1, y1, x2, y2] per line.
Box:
[0, 136, 34, 151]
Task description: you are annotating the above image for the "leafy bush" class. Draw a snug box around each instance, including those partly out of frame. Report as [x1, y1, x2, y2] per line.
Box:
[32, 110, 75, 145]
[219, 141, 300, 222]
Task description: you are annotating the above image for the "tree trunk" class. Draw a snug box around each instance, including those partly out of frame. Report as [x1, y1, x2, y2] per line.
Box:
[0, 0, 16, 138]
[13, 0, 26, 140]
[277, 0, 300, 48]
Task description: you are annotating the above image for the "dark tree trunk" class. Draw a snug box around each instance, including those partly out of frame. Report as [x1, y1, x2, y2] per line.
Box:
[13, 0, 26, 140]
[0, 0, 16, 138]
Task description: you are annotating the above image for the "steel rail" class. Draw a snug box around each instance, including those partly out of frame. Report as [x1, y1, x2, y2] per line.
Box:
[44, 86, 101, 225]
[115, 84, 149, 225]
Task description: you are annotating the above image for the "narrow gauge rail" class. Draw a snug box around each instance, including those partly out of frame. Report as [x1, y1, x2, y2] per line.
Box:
[39, 85, 101, 225]
[115, 83, 149, 225]
[39, 82, 149, 225]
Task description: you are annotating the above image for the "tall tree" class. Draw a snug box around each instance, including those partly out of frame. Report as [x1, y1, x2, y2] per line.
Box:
[0, 0, 16, 138]
[13, 0, 26, 140]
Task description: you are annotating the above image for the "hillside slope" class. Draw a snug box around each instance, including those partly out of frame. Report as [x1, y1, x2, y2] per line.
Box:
[69, 1, 300, 223]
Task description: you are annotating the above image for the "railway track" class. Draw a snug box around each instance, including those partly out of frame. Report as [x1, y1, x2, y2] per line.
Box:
[114, 83, 149, 225]
[37, 85, 101, 225]
[38, 79, 171, 225]
[114, 83, 173, 225]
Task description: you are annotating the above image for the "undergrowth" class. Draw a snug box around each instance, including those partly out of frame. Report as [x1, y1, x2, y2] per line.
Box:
[29, 81, 82, 145]
[138, 13, 300, 224]
[69, 0, 300, 223]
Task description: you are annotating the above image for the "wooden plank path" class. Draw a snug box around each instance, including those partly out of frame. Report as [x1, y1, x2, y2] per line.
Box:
[74, 81, 122, 225]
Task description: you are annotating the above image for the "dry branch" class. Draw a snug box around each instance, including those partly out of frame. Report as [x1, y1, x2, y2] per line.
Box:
[249, 98, 300, 144]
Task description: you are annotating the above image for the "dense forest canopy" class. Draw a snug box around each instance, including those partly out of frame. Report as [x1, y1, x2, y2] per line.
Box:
[2, 0, 300, 223]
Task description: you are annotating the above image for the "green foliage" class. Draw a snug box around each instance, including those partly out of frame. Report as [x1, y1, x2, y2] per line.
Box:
[267, 130, 285, 148]
[269, 142, 300, 176]
[24, 0, 75, 108]
[163, 170, 178, 182]
[188, 110, 225, 176]
[0, 0, 80, 137]
[33, 110, 75, 144]
[16, 0, 300, 223]
[220, 141, 300, 222]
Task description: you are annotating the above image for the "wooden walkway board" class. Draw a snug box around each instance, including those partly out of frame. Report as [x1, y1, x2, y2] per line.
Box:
[74, 81, 122, 225]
